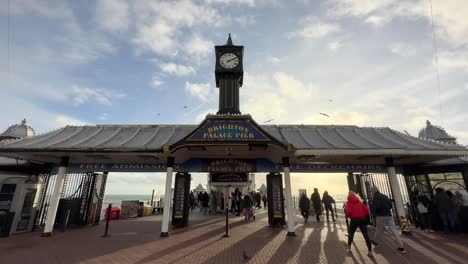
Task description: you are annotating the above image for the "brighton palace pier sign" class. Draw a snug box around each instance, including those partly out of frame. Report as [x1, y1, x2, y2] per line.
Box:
[187, 119, 269, 141]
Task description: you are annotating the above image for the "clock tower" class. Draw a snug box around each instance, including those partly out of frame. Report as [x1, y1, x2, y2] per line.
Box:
[215, 34, 244, 115]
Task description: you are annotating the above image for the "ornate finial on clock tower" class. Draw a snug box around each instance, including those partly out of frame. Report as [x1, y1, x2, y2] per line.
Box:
[227, 33, 233, 45]
[215, 34, 244, 115]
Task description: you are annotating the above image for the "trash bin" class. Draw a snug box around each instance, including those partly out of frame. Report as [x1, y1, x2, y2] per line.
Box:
[143, 206, 153, 216]
[105, 207, 120, 221]
[137, 202, 144, 217]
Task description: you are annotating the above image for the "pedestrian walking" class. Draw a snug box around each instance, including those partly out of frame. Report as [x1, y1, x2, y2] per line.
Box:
[345, 191, 373, 258]
[370, 186, 406, 253]
[311, 188, 322, 222]
[434, 188, 456, 233]
[202, 191, 210, 215]
[299, 193, 310, 222]
[322, 191, 336, 223]
[262, 194, 267, 209]
[244, 194, 254, 222]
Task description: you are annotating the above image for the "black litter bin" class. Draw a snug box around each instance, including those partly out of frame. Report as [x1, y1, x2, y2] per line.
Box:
[0, 211, 15, 237]
[137, 202, 144, 217]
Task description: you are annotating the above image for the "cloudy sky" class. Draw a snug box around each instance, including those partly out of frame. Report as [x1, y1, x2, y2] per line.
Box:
[1, 0, 467, 195]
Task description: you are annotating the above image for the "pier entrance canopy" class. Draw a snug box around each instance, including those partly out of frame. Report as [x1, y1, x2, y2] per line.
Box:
[1, 35, 468, 237]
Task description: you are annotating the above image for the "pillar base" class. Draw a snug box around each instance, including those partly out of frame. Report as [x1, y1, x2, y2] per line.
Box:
[160, 232, 170, 237]
[286, 231, 297, 237]
[41, 232, 52, 237]
[223, 234, 230, 238]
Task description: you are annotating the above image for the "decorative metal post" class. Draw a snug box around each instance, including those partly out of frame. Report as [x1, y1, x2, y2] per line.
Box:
[102, 204, 112, 237]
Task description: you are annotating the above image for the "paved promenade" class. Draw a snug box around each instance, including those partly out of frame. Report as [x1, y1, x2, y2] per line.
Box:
[2, 210, 468, 264]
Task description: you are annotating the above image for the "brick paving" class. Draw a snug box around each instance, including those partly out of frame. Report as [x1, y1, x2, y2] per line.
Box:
[2, 209, 468, 264]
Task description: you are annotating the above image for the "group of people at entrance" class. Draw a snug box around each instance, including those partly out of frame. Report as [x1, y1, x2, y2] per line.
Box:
[299, 188, 336, 223]
[345, 187, 406, 258]
[231, 188, 267, 222]
[410, 187, 464, 234]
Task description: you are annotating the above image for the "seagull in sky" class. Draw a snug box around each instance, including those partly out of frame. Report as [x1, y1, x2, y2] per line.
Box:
[183, 106, 188, 109]
[264, 119, 274, 123]
[319, 112, 330, 117]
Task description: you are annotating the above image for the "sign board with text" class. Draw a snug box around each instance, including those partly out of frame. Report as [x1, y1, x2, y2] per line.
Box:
[172, 172, 191, 228]
[267, 172, 285, 226]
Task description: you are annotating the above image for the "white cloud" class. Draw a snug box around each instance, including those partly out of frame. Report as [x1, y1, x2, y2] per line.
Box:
[97, 113, 109, 121]
[55, 115, 87, 126]
[288, 17, 340, 39]
[132, 1, 224, 58]
[0, 95, 89, 134]
[390, 43, 417, 57]
[328, 41, 342, 52]
[268, 56, 281, 64]
[151, 77, 164, 88]
[185, 35, 215, 61]
[159, 63, 196, 76]
[241, 72, 319, 123]
[71, 85, 125, 106]
[95, 0, 129, 33]
[438, 50, 468, 72]
[327, 0, 468, 48]
[364, 15, 389, 27]
[185, 82, 215, 102]
[234, 15, 256, 26]
[204, 0, 256, 6]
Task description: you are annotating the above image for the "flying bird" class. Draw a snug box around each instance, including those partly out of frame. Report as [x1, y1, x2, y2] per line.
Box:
[319, 112, 330, 117]
[264, 119, 274, 123]
[183, 106, 188, 109]
[328, 99, 333, 102]
[157, 113, 160, 116]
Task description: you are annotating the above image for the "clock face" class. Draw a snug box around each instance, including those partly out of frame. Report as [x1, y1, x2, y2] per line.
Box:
[219, 53, 239, 69]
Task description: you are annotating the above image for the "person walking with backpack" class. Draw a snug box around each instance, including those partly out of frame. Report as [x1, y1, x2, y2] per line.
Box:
[370, 186, 406, 253]
[345, 191, 373, 258]
[299, 193, 311, 223]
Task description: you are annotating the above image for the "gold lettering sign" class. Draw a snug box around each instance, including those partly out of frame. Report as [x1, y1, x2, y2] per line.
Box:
[207, 159, 251, 172]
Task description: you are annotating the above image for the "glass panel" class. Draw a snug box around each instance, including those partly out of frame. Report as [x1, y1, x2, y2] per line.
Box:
[428, 173, 446, 181]
[21, 189, 37, 216]
[445, 172, 463, 180]
[416, 174, 426, 182]
[455, 190, 468, 206]
[433, 181, 465, 192]
[430, 180, 440, 189]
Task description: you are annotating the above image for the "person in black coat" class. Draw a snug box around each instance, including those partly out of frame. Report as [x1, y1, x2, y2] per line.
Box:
[322, 191, 336, 222]
[299, 193, 311, 222]
[311, 188, 322, 222]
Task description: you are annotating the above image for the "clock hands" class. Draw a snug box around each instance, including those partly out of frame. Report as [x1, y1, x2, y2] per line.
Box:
[226, 57, 238, 63]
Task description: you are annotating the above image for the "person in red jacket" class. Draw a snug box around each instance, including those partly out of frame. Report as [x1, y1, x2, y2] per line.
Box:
[345, 191, 373, 258]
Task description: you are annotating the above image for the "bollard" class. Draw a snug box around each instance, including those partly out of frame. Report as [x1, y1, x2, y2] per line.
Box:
[102, 204, 112, 238]
[224, 207, 229, 237]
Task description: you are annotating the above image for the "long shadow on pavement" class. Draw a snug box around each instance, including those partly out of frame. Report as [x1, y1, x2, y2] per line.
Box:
[134, 219, 248, 264]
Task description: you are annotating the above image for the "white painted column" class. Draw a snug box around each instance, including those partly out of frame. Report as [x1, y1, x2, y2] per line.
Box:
[283, 157, 296, 236]
[42, 157, 69, 237]
[161, 157, 174, 237]
[386, 157, 410, 233]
